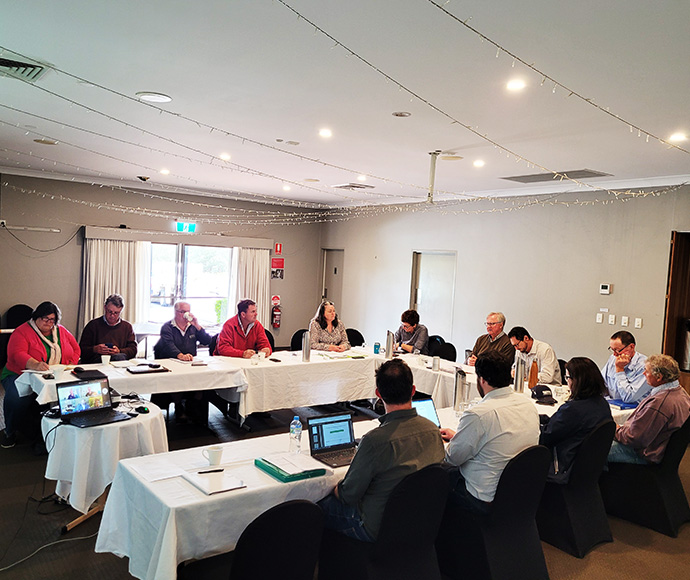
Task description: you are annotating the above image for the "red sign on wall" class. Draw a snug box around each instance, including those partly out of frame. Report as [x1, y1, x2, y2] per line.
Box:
[271, 258, 284, 269]
[274, 243, 282, 255]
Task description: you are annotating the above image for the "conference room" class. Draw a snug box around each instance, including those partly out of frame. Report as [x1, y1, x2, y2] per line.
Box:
[1, 1, 689, 579]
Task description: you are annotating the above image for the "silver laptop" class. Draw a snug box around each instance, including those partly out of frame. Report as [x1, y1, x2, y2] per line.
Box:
[307, 412, 357, 467]
[412, 398, 441, 428]
[56, 377, 130, 428]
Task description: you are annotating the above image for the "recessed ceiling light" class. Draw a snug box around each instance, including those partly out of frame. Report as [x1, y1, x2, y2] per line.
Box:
[473, 160, 485, 168]
[160, 168, 170, 175]
[33, 138, 57, 145]
[506, 79, 526, 92]
[136, 91, 172, 103]
[319, 128, 332, 138]
[357, 175, 367, 182]
[219, 153, 231, 161]
[392, 111, 411, 117]
[283, 185, 291, 191]
[669, 132, 687, 142]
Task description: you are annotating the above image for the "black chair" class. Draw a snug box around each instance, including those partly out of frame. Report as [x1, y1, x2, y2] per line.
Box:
[536, 421, 616, 558]
[346, 328, 365, 347]
[599, 418, 690, 537]
[558, 359, 567, 383]
[427, 335, 445, 356]
[435, 342, 457, 362]
[208, 333, 218, 356]
[1, 304, 33, 368]
[264, 328, 275, 351]
[290, 328, 308, 351]
[437, 445, 551, 580]
[319, 464, 449, 580]
[228, 500, 323, 580]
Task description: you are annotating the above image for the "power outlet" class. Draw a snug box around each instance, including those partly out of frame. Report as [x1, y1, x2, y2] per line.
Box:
[608, 314, 616, 325]
[595, 312, 604, 324]
[621, 316, 629, 327]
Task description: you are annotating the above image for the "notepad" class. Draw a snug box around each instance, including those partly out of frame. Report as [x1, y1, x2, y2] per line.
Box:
[181, 469, 246, 495]
[255, 452, 328, 483]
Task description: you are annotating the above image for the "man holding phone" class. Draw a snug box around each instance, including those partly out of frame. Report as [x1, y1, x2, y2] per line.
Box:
[79, 294, 138, 363]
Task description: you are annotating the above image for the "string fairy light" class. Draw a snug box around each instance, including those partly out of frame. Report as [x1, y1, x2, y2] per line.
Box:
[423, 0, 690, 156]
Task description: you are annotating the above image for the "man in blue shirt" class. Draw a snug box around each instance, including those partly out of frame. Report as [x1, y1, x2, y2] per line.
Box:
[601, 331, 651, 403]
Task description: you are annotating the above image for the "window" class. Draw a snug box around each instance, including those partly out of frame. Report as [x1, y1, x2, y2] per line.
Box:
[149, 243, 237, 327]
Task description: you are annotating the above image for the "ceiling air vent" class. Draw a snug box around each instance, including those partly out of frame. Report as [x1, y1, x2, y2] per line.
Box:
[0, 56, 48, 83]
[501, 169, 611, 184]
[332, 183, 375, 190]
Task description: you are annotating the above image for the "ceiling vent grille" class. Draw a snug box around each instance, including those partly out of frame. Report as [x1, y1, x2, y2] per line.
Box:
[332, 183, 375, 190]
[0, 56, 48, 83]
[501, 169, 611, 184]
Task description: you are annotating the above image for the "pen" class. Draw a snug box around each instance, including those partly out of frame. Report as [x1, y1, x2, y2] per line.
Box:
[198, 468, 224, 474]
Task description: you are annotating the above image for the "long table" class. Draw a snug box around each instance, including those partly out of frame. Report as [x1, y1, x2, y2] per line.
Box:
[94, 389, 633, 580]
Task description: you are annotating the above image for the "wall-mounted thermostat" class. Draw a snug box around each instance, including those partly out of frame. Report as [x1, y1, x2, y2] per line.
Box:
[599, 283, 612, 295]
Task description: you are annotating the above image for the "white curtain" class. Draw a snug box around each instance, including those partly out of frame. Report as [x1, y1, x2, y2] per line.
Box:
[235, 248, 271, 326]
[77, 238, 148, 338]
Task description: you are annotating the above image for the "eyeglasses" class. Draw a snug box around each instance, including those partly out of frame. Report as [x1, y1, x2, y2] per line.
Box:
[565, 374, 572, 381]
[608, 344, 631, 355]
[40, 316, 56, 324]
[485, 322, 501, 327]
[402, 323, 414, 331]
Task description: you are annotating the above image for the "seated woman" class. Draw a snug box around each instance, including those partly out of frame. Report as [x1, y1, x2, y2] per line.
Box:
[309, 301, 350, 352]
[539, 357, 612, 483]
[1, 301, 80, 449]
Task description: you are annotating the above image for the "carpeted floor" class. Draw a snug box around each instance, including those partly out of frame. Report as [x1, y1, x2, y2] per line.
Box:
[1, 404, 689, 580]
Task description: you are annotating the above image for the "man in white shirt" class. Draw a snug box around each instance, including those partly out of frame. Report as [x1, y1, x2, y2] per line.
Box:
[440, 350, 540, 513]
[507, 326, 562, 385]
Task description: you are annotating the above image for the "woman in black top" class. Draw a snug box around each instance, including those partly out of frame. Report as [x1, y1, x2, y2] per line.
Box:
[539, 357, 612, 483]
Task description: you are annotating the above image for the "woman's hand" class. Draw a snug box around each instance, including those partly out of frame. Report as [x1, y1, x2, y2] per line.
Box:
[27, 358, 50, 371]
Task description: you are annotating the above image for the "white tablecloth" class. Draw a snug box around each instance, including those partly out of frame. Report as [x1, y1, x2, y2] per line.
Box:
[41, 402, 168, 514]
[95, 426, 368, 580]
[17, 358, 249, 405]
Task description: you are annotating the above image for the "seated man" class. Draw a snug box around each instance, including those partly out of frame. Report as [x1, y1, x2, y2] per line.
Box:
[152, 301, 212, 424]
[608, 354, 690, 464]
[394, 309, 429, 355]
[79, 294, 138, 363]
[441, 350, 540, 513]
[319, 358, 445, 541]
[467, 312, 515, 366]
[601, 330, 651, 403]
[216, 299, 271, 358]
[507, 326, 561, 385]
[153, 301, 212, 361]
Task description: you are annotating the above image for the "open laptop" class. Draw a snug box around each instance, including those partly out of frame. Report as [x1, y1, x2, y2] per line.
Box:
[412, 398, 441, 428]
[56, 376, 131, 428]
[307, 412, 358, 468]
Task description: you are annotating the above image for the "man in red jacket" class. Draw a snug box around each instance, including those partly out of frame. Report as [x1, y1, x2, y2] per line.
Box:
[216, 299, 272, 358]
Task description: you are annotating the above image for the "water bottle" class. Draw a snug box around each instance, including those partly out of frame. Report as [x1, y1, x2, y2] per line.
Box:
[302, 331, 311, 362]
[289, 415, 302, 454]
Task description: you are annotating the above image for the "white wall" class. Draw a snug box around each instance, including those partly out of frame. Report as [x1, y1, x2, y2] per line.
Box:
[321, 187, 690, 367]
[0, 175, 324, 348]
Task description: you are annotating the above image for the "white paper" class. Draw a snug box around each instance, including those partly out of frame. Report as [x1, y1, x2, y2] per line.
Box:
[260, 452, 331, 475]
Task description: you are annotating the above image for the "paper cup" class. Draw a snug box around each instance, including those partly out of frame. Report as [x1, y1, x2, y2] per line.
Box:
[101, 354, 111, 366]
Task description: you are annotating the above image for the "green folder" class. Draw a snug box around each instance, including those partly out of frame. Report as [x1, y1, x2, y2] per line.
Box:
[254, 457, 326, 483]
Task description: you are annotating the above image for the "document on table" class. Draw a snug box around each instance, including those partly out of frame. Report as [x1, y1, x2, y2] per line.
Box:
[260, 452, 331, 475]
[129, 458, 186, 482]
[181, 470, 245, 495]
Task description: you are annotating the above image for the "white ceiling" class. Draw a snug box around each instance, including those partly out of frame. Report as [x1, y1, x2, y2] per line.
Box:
[1, 0, 688, 209]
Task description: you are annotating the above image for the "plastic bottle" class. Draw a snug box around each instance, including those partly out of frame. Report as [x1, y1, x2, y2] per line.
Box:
[289, 416, 302, 454]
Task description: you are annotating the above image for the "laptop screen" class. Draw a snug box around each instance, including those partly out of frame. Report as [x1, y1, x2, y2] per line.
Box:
[308, 413, 355, 453]
[56, 377, 112, 417]
[412, 398, 440, 428]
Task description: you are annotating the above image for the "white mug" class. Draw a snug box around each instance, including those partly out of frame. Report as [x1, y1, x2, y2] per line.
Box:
[250, 354, 259, 365]
[258, 351, 266, 361]
[202, 445, 224, 466]
[101, 354, 111, 366]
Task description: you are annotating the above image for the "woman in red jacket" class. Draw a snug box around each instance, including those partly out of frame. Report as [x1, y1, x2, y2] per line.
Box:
[1, 301, 80, 449]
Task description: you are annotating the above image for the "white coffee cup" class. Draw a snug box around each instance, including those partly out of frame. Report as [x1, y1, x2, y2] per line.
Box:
[52, 364, 65, 381]
[202, 445, 224, 466]
[101, 354, 111, 366]
[250, 354, 259, 365]
[258, 351, 266, 361]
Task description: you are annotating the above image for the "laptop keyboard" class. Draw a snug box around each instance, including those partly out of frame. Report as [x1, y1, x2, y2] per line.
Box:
[68, 409, 130, 428]
[319, 448, 357, 465]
